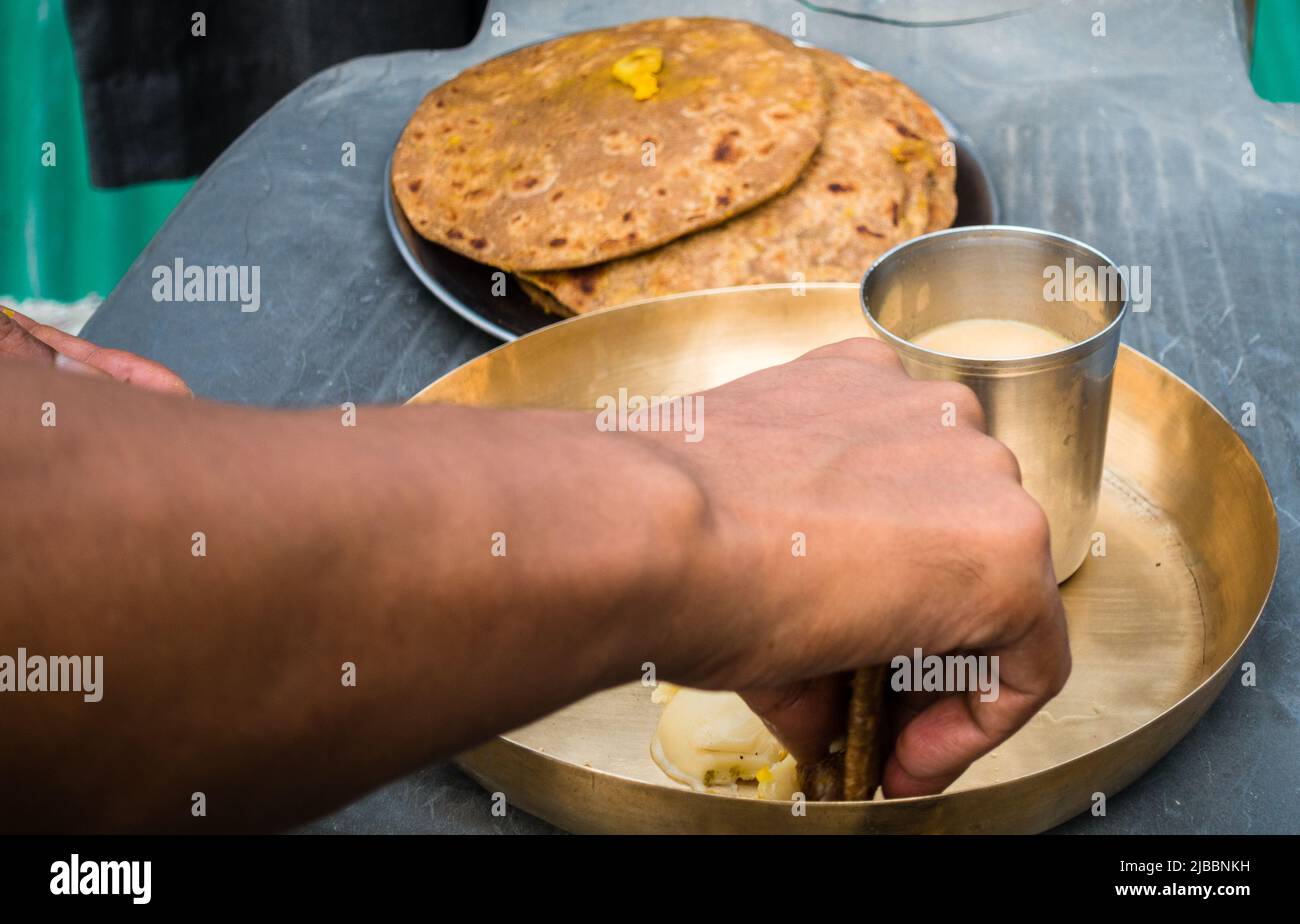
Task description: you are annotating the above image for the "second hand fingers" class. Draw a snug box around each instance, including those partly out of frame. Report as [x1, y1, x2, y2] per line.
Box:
[0, 310, 58, 363]
[2, 308, 113, 380]
[6, 308, 190, 395]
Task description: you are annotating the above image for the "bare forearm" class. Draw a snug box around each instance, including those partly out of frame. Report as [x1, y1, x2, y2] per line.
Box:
[0, 363, 701, 831]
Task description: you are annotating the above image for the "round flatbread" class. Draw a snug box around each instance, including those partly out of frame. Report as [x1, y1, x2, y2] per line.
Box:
[523, 50, 958, 314]
[392, 17, 828, 272]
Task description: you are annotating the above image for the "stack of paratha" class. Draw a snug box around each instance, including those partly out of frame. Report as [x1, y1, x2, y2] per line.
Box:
[393, 17, 957, 316]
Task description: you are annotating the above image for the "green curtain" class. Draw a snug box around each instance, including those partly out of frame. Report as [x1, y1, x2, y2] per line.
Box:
[1252, 0, 1300, 103]
[0, 0, 192, 302]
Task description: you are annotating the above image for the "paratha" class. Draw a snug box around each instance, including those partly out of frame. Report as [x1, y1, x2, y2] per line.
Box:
[392, 17, 828, 272]
[522, 50, 958, 315]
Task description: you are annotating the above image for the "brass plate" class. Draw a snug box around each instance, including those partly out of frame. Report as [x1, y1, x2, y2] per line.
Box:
[408, 284, 1278, 834]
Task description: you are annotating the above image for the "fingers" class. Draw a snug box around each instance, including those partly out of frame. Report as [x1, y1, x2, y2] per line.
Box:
[742, 675, 847, 765]
[3, 307, 191, 396]
[882, 589, 1070, 798]
[884, 497, 1067, 796]
[0, 310, 58, 363]
[796, 338, 987, 435]
[682, 331, 1064, 800]
[3, 311, 115, 380]
[920, 378, 986, 434]
[1, 307, 122, 381]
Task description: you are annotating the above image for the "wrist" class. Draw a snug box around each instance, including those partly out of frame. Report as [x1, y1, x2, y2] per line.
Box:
[611, 426, 761, 691]
[574, 421, 720, 691]
[419, 405, 719, 697]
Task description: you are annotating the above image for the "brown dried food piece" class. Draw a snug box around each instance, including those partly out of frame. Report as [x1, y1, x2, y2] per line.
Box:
[797, 750, 846, 803]
[798, 665, 890, 802]
[842, 665, 889, 800]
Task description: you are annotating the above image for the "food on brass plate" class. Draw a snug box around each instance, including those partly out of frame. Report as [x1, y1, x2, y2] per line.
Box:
[392, 17, 828, 271]
[523, 47, 958, 315]
[649, 684, 798, 799]
[797, 666, 890, 801]
[650, 673, 889, 802]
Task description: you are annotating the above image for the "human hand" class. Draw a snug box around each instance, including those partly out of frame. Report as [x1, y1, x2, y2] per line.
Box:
[653, 337, 1069, 797]
[1, 305, 190, 396]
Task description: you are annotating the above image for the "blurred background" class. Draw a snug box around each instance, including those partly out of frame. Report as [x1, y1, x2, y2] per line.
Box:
[1, 0, 487, 331]
[1, 0, 1295, 334]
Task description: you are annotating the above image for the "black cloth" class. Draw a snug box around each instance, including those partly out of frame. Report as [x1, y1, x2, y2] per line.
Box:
[66, 0, 486, 187]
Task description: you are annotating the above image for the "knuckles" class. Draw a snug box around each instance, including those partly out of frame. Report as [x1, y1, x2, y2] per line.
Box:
[965, 496, 1056, 629]
[981, 495, 1052, 574]
[966, 434, 1022, 484]
[801, 337, 904, 371]
[920, 379, 985, 432]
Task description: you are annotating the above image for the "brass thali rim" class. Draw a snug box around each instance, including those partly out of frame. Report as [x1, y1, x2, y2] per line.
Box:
[408, 283, 874, 400]
[408, 283, 1279, 826]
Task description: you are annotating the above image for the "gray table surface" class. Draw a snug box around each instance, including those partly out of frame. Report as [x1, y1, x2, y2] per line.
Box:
[83, 0, 1298, 834]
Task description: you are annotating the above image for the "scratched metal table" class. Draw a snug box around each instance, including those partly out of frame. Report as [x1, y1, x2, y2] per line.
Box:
[83, 0, 1298, 834]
